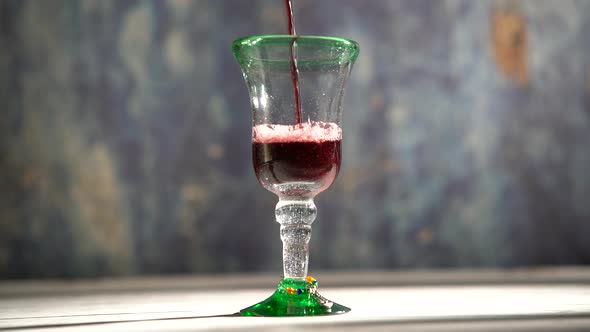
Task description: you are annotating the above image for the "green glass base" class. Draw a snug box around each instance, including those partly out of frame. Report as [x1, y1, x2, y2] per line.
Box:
[240, 278, 350, 317]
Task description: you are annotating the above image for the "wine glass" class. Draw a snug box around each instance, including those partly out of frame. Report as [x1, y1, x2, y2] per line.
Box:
[232, 35, 359, 316]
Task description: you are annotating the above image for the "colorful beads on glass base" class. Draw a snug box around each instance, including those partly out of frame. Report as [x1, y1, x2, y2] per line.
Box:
[285, 276, 318, 295]
[239, 276, 350, 317]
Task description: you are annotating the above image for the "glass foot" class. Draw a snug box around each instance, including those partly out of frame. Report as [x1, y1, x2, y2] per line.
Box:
[240, 277, 351, 317]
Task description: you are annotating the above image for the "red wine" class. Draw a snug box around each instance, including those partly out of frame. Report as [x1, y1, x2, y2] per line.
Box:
[285, 0, 302, 124]
[285, 0, 296, 36]
[253, 122, 342, 193]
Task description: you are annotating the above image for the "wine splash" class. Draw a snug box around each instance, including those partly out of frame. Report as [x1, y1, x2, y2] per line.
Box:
[253, 122, 342, 194]
[285, 0, 302, 124]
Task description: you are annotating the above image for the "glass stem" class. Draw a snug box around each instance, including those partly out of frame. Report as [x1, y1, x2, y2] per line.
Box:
[275, 197, 317, 279]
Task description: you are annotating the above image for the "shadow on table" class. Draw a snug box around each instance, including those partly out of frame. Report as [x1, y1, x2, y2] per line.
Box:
[4, 313, 590, 332]
[0, 312, 241, 331]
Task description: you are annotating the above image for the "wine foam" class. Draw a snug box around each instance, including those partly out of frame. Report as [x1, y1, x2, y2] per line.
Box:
[253, 121, 342, 143]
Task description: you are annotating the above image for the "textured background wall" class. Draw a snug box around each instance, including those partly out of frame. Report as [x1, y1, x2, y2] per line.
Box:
[1, 0, 589, 279]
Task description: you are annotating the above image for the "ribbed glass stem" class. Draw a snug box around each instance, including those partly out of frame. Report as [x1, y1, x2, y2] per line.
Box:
[275, 198, 317, 279]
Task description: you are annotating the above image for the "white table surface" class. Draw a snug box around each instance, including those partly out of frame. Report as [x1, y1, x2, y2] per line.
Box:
[1, 269, 590, 331]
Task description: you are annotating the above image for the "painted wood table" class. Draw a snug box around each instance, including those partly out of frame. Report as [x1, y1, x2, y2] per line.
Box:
[1, 269, 590, 331]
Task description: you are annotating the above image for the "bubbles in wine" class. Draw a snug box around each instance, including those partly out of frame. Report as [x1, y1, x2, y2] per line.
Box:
[252, 121, 342, 143]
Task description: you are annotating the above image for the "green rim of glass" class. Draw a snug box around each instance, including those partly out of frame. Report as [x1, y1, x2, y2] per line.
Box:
[232, 35, 359, 66]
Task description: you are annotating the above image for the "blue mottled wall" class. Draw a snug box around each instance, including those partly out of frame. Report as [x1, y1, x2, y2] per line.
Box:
[1, 0, 589, 278]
